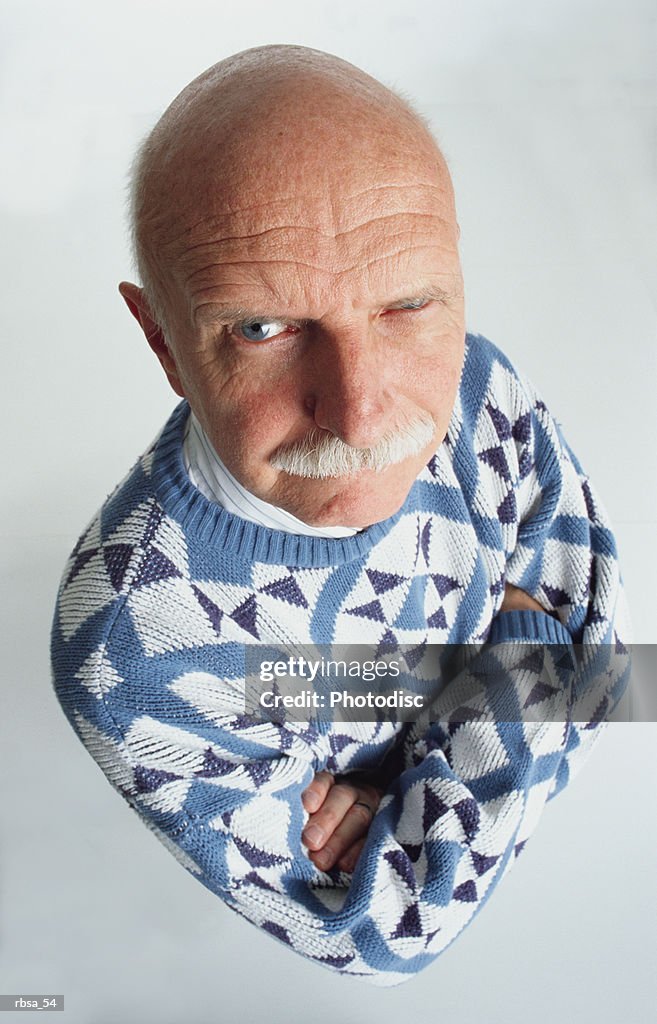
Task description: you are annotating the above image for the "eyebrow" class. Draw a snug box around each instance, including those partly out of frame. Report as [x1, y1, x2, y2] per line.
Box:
[194, 286, 455, 327]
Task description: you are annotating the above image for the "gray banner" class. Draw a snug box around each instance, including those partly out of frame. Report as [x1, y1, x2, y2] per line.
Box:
[242, 641, 646, 724]
[0, 997, 64, 1012]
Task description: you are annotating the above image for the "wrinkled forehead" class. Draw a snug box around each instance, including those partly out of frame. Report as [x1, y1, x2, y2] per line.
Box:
[157, 147, 457, 302]
[162, 182, 459, 325]
[164, 170, 453, 257]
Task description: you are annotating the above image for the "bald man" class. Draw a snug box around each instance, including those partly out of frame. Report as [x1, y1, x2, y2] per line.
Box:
[51, 46, 629, 984]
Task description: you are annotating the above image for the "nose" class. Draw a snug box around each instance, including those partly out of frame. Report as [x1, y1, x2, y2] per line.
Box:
[304, 327, 394, 449]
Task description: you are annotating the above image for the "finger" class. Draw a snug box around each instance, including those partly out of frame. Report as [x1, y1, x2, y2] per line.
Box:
[302, 783, 360, 851]
[337, 836, 366, 874]
[301, 771, 334, 814]
[308, 799, 375, 870]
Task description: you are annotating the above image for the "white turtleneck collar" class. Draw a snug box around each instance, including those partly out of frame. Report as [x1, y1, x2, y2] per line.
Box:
[182, 412, 360, 538]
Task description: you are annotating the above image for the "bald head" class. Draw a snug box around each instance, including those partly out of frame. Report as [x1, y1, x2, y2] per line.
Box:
[128, 44, 454, 331]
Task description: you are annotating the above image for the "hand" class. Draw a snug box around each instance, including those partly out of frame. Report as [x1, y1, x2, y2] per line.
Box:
[301, 771, 383, 873]
[500, 582, 548, 614]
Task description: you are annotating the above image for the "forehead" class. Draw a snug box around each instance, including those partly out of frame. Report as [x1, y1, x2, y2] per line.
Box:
[166, 185, 459, 322]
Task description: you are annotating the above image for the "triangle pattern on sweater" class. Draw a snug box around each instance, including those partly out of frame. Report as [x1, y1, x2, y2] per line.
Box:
[259, 574, 309, 608]
[366, 568, 406, 595]
[135, 546, 182, 588]
[103, 543, 135, 591]
[393, 575, 428, 631]
[345, 598, 387, 623]
[391, 901, 423, 938]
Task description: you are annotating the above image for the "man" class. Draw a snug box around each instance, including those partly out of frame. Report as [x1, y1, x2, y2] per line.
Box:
[51, 45, 629, 984]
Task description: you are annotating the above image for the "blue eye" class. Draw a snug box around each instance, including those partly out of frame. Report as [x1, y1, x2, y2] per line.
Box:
[237, 319, 288, 343]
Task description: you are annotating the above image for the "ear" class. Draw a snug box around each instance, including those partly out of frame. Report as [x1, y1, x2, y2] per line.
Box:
[118, 281, 186, 398]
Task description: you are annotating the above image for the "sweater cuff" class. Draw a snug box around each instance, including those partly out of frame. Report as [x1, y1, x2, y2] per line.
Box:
[488, 609, 573, 646]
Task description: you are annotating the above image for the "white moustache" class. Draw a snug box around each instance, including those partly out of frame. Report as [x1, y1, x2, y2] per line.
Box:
[269, 413, 436, 479]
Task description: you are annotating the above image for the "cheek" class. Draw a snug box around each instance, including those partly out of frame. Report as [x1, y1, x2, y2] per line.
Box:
[409, 326, 464, 404]
[201, 375, 303, 464]
[441, 333, 465, 388]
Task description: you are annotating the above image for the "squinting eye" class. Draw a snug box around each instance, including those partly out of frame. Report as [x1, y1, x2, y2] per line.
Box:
[392, 299, 431, 312]
[381, 299, 432, 317]
[236, 319, 289, 343]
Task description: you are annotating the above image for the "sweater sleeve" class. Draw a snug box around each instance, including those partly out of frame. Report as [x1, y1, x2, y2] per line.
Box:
[497, 373, 632, 794]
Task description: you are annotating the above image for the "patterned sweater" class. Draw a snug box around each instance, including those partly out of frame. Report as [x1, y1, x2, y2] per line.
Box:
[50, 333, 629, 985]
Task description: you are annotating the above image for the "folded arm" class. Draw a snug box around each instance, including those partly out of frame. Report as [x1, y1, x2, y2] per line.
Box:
[301, 582, 550, 875]
[93, 600, 625, 985]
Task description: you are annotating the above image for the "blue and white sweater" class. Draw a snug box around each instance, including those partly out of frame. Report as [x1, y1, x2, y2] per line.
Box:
[50, 333, 629, 985]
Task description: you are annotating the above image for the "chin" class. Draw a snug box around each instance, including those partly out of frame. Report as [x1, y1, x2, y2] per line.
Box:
[287, 469, 417, 530]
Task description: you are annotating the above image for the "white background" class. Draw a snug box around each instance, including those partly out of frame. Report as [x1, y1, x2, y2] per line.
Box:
[1, 1, 655, 1021]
